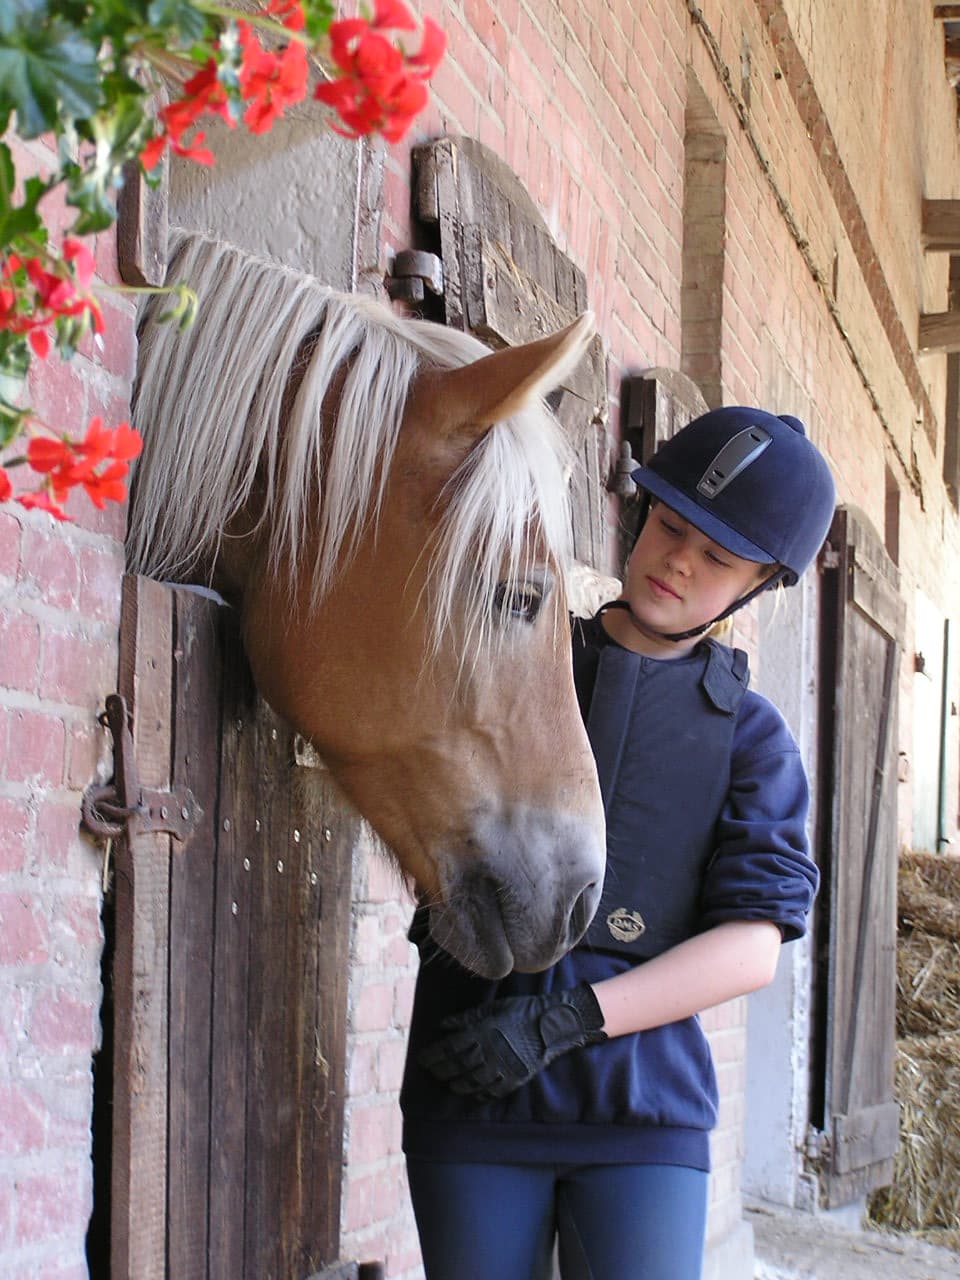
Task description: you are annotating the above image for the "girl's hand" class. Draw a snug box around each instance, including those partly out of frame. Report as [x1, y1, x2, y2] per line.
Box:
[417, 984, 606, 1100]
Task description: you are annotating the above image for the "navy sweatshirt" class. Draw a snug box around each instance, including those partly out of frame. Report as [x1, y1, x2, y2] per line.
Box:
[400, 628, 819, 1173]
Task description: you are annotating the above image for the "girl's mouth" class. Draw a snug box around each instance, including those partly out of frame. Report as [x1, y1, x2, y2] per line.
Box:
[647, 575, 681, 600]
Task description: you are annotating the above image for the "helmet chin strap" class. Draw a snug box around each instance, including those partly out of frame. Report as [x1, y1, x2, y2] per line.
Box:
[602, 568, 787, 644]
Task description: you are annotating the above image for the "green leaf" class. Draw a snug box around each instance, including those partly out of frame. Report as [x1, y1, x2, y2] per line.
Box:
[0, 0, 102, 137]
[145, 0, 208, 45]
[64, 94, 153, 234]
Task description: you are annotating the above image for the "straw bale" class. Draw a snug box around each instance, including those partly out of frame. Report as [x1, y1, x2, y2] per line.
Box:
[898, 855, 960, 941]
[868, 853, 960, 1243]
[896, 931, 960, 1036]
[869, 1033, 960, 1234]
[899, 850, 960, 902]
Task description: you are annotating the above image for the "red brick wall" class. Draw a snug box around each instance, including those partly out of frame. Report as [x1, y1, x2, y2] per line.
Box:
[343, 1, 960, 1275]
[0, 137, 136, 1276]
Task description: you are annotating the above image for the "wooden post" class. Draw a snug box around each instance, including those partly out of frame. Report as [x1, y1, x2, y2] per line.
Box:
[919, 309, 960, 353]
[922, 200, 960, 253]
[112, 575, 173, 1280]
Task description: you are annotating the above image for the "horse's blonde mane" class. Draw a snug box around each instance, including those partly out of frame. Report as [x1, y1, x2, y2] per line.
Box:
[129, 230, 575, 651]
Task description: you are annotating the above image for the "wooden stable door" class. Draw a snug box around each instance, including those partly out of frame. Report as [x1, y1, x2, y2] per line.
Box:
[94, 575, 359, 1280]
[412, 135, 611, 573]
[812, 506, 905, 1207]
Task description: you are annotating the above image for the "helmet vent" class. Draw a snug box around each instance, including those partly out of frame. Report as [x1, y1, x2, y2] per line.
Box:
[696, 425, 772, 499]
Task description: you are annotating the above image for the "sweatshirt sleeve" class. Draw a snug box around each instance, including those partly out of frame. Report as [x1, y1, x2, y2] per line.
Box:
[699, 692, 819, 942]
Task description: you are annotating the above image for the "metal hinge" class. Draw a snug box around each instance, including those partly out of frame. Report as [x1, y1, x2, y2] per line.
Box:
[81, 692, 199, 844]
[385, 249, 443, 302]
[820, 541, 841, 570]
[803, 1124, 831, 1169]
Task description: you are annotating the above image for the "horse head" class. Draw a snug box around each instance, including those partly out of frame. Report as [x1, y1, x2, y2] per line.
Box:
[130, 233, 606, 979]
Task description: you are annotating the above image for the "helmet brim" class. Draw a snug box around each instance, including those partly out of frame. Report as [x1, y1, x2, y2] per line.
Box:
[633, 466, 778, 566]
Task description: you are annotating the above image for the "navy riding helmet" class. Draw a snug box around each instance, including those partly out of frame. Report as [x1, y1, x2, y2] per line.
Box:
[629, 406, 836, 638]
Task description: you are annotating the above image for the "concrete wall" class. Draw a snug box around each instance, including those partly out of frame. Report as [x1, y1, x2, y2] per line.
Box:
[4, 2, 960, 1277]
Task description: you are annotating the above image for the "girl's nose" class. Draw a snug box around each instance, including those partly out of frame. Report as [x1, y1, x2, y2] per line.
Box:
[665, 549, 692, 576]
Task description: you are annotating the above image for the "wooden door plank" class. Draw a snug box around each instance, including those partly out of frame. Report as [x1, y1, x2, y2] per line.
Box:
[817, 508, 902, 1207]
[301, 769, 357, 1272]
[208, 612, 258, 1279]
[168, 590, 225, 1279]
[112, 574, 174, 1280]
[243, 703, 303, 1280]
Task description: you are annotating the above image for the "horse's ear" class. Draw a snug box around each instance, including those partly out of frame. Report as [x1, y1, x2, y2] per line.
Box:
[427, 312, 596, 440]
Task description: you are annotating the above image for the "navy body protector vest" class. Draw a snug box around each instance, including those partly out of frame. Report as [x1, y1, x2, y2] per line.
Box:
[573, 614, 750, 960]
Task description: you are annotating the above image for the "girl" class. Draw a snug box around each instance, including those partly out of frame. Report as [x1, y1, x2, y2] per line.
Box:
[400, 406, 836, 1280]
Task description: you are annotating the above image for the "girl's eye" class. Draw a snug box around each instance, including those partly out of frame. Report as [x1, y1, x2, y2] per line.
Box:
[706, 551, 732, 568]
[659, 517, 682, 536]
[493, 581, 545, 624]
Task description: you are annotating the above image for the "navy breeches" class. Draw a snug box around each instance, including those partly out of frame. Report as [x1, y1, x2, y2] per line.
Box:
[405, 1157, 708, 1280]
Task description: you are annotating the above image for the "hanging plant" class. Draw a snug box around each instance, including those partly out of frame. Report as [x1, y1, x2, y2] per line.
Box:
[0, 0, 446, 520]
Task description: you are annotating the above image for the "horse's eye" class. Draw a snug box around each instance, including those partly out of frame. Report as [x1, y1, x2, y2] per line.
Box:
[493, 581, 545, 624]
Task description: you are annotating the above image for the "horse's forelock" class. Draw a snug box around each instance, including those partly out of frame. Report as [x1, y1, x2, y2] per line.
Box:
[128, 231, 574, 650]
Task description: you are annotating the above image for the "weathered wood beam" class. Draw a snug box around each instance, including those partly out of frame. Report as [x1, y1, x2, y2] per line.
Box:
[922, 200, 960, 252]
[919, 309, 960, 353]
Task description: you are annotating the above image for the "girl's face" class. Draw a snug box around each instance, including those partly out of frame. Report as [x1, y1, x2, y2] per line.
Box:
[609, 502, 770, 658]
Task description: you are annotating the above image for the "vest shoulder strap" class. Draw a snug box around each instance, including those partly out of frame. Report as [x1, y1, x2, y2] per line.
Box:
[701, 639, 750, 715]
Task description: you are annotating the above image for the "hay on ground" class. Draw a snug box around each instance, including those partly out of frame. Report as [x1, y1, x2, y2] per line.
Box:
[869, 1033, 960, 1235]
[868, 851, 960, 1248]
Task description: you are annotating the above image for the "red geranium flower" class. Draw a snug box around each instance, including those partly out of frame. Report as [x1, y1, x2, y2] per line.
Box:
[238, 24, 309, 133]
[17, 490, 70, 521]
[316, 10, 445, 142]
[266, 0, 306, 31]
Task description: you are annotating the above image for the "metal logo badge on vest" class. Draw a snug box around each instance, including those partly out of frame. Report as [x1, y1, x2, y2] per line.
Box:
[606, 907, 646, 943]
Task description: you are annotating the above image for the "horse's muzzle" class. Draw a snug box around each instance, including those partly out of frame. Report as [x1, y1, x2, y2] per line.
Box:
[429, 810, 605, 979]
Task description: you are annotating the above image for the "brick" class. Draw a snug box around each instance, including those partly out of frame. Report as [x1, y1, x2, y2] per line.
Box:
[392, 975, 416, 1025]
[377, 1037, 407, 1092]
[347, 1040, 379, 1096]
[29, 988, 97, 1054]
[25, 353, 88, 439]
[0, 890, 50, 963]
[0, 609, 41, 693]
[50, 893, 103, 957]
[77, 544, 124, 624]
[20, 526, 81, 612]
[362, 851, 408, 906]
[0, 1174, 12, 1249]
[348, 1100, 399, 1163]
[0, 1083, 46, 1155]
[35, 799, 87, 873]
[14, 1165, 91, 1246]
[0, 510, 22, 582]
[4, 708, 65, 787]
[65, 715, 103, 790]
[353, 981, 394, 1034]
[38, 628, 115, 707]
[95, 295, 138, 381]
[0, 795, 31, 873]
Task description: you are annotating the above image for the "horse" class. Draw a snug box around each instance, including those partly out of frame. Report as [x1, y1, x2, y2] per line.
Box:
[128, 230, 606, 980]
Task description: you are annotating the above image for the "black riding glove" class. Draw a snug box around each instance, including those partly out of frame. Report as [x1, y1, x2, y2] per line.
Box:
[417, 983, 607, 1101]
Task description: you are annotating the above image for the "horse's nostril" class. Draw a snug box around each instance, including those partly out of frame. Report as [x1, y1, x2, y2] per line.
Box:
[570, 883, 599, 937]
